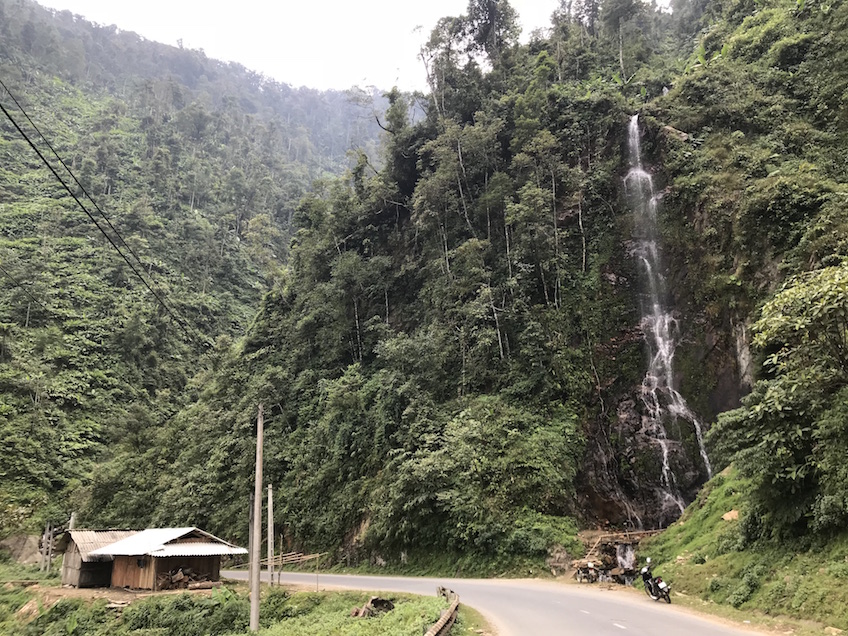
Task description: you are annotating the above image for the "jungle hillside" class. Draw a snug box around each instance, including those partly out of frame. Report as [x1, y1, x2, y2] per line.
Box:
[3, 0, 848, 620]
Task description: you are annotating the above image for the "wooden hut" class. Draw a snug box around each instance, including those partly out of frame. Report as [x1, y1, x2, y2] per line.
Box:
[60, 530, 139, 588]
[89, 527, 247, 590]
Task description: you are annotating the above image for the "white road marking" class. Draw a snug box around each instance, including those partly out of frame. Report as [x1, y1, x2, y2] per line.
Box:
[613, 623, 627, 630]
[580, 610, 590, 614]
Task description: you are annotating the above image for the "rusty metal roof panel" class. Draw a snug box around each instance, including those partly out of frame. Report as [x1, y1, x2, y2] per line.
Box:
[68, 530, 140, 562]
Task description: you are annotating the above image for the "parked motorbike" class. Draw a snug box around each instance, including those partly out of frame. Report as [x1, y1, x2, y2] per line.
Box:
[575, 561, 598, 583]
[640, 557, 671, 603]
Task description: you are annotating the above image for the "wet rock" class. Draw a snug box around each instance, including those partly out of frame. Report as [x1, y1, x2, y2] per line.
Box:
[546, 544, 572, 576]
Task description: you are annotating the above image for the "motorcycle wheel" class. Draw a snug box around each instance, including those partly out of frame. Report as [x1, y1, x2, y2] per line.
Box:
[662, 589, 671, 604]
[644, 582, 658, 600]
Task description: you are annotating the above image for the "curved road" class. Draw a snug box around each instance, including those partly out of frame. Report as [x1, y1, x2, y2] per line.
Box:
[223, 570, 760, 635]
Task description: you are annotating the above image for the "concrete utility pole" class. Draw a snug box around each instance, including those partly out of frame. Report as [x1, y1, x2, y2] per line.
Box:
[267, 484, 274, 587]
[248, 492, 254, 588]
[250, 404, 264, 632]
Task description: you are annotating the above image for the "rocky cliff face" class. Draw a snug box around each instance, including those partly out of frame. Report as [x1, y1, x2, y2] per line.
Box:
[576, 120, 751, 530]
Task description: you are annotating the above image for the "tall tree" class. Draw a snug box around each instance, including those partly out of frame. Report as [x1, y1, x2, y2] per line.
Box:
[465, 0, 520, 62]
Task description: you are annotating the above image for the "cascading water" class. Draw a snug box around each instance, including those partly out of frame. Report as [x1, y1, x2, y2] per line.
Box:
[625, 114, 712, 525]
[616, 544, 636, 570]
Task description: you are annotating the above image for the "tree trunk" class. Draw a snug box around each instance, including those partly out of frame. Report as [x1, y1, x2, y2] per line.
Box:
[579, 195, 587, 274]
[456, 139, 476, 238]
[490, 291, 504, 360]
[353, 297, 362, 362]
[505, 223, 512, 279]
[551, 168, 560, 309]
[485, 171, 491, 241]
[441, 214, 451, 277]
[619, 17, 626, 79]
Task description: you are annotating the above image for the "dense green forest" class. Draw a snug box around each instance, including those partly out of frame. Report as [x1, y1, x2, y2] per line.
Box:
[4, 0, 848, 579]
[0, 0, 385, 534]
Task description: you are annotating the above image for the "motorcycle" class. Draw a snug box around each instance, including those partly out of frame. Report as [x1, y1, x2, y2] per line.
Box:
[640, 557, 671, 603]
[575, 561, 598, 583]
[577, 561, 598, 583]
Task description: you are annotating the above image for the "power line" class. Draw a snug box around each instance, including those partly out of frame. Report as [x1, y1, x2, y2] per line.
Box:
[0, 98, 197, 342]
[0, 77, 148, 271]
[0, 260, 50, 313]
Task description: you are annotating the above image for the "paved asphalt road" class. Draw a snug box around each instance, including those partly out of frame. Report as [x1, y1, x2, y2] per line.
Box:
[223, 570, 761, 635]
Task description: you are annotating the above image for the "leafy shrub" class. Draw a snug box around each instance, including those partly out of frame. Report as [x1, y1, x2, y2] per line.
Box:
[761, 579, 788, 611]
[22, 599, 112, 636]
[502, 511, 580, 556]
[260, 587, 293, 624]
[826, 562, 848, 579]
[728, 581, 755, 608]
[768, 32, 816, 68]
[714, 527, 743, 555]
[120, 591, 249, 636]
[727, 562, 767, 607]
[259, 589, 322, 624]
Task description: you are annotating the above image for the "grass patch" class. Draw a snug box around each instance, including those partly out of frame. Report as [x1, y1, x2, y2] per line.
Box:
[642, 466, 848, 631]
[0, 583, 35, 634]
[257, 590, 446, 636]
[323, 549, 558, 579]
[0, 570, 450, 636]
[0, 552, 61, 585]
[0, 556, 60, 635]
[455, 604, 493, 634]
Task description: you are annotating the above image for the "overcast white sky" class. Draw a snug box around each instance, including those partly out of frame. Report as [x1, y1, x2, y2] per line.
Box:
[37, 0, 560, 91]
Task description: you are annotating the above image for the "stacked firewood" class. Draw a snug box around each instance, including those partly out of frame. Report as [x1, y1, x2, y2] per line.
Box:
[157, 568, 220, 590]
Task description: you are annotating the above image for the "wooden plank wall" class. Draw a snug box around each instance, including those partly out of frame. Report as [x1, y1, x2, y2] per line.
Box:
[61, 545, 81, 586]
[112, 555, 155, 589]
[111, 555, 222, 589]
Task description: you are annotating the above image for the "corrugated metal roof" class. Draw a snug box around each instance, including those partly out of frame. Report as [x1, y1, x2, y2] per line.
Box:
[89, 527, 246, 557]
[68, 530, 140, 562]
[150, 543, 247, 557]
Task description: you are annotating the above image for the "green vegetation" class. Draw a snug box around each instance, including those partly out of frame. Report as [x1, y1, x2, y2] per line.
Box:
[643, 467, 848, 631]
[323, 545, 575, 579]
[4, 0, 848, 628]
[256, 589, 446, 636]
[0, 0, 384, 536]
[0, 577, 448, 636]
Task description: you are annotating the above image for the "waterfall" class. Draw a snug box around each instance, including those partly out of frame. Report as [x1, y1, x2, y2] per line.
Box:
[616, 544, 636, 570]
[625, 115, 712, 521]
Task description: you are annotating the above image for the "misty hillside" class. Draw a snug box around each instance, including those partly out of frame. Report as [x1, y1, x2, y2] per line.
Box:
[0, 0, 385, 532]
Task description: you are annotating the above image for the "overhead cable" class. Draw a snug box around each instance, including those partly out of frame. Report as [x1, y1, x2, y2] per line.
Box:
[0, 77, 148, 271]
[0, 260, 50, 313]
[0, 98, 195, 342]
